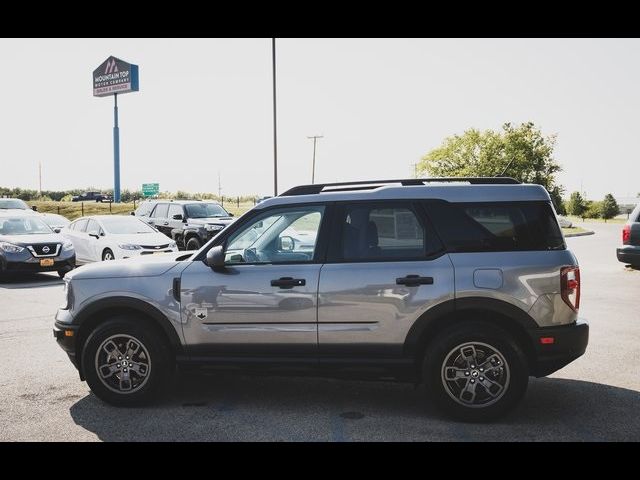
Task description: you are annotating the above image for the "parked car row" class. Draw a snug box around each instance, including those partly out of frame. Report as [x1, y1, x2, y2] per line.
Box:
[133, 199, 236, 250]
[617, 202, 640, 267]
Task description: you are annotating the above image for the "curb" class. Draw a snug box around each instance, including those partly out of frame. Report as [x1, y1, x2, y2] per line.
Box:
[564, 230, 595, 238]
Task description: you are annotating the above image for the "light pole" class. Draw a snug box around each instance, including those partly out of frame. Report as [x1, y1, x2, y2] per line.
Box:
[272, 38, 278, 196]
[307, 135, 323, 184]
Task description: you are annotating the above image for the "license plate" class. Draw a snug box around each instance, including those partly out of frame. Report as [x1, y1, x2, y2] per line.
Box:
[40, 258, 54, 267]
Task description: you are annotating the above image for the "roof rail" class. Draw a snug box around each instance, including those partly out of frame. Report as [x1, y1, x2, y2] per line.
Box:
[279, 177, 520, 196]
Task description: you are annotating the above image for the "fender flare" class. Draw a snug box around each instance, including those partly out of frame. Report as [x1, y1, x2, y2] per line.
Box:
[403, 297, 538, 357]
[72, 296, 183, 352]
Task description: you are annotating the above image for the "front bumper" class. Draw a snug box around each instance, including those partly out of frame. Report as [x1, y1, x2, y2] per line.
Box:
[617, 245, 640, 266]
[528, 319, 589, 377]
[53, 316, 81, 373]
[1, 255, 75, 274]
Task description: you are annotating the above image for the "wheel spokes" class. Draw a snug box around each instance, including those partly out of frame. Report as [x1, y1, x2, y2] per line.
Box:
[478, 376, 504, 398]
[459, 345, 478, 367]
[459, 379, 477, 404]
[129, 361, 148, 377]
[125, 339, 140, 359]
[98, 362, 119, 379]
[444, 367, 468, 381]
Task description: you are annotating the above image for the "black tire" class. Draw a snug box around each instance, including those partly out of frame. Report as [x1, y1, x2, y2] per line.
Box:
[422, 321, 529, 422]
[186, 237, 201, 251]
[81, 316, 172, 407]
[102, 249, 115, 261]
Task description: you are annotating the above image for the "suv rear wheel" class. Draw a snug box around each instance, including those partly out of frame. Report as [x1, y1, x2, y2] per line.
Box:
[423, 321, 528, 422]
[81, 316, 172, 406]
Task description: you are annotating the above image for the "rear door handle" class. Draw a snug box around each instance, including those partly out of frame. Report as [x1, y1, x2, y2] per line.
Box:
[271, 277, 306, 289]
[396, 275, 434, 286]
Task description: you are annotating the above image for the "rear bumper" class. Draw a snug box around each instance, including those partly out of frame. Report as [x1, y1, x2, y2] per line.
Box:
[617, 246, 640, 266]
[528, 319, 589, 377]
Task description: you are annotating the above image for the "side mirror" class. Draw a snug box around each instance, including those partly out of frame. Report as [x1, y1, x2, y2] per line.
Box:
[228, 213, 234, 217]
[53, 228, 61, 233]
[279, 235, 295, 251]
[206, 245, 225, 269]
[31, 206, 38, 211]
[172, 214, 183, 220]
[130, 211, 135, 216]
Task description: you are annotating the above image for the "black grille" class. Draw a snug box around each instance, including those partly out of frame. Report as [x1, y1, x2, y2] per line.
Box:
[30, 243, 60, 255]
[140, 244, 170, 250]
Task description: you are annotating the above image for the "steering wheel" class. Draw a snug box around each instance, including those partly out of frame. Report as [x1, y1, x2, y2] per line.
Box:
[243, 248, 260, 263]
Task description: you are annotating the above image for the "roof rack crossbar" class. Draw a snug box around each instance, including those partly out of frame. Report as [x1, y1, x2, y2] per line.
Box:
[279, 177, 520, 196]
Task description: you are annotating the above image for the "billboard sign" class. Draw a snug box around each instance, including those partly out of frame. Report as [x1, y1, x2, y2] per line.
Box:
[93, 56, 139, 97]
[142, 183, 159, 197]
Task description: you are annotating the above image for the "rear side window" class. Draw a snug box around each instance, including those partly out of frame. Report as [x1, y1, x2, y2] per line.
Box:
[335, 203, 439, 261]
[152, 203, 169, 219]
[426, 201, 565, 252]
[135, 202, 155, 217]
[73, 219, 88, 232]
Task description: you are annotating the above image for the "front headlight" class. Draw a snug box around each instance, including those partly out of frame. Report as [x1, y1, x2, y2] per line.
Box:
[62, 241, 74, 252]
[0, 242, 25, 253]
[205, 224, 224, 232]
[60, 279, 73, 310]
[118, 244, 142, 250]
[168, 242, 177, 248]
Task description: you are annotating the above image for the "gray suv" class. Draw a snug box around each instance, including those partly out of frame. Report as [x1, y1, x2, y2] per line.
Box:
[54, 178, 588, 421]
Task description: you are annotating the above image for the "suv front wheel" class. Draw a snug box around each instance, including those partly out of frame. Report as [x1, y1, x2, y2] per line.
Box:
[423, 321, 528, 422]
[81, 316, 172, 406]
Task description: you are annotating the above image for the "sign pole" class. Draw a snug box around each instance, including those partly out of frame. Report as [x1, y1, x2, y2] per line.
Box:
[113, 93, 121, 203]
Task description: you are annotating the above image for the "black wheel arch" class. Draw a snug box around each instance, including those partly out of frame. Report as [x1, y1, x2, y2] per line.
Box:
[404, 297, 538, 371]
[72, 296, 183, 379]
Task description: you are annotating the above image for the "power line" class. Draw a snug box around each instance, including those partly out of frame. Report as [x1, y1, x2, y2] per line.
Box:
[272, 38, 278, 196]
[307, 135, 323, 184]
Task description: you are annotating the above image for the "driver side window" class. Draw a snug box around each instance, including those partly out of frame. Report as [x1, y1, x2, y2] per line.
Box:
[224, 205, 325, 265]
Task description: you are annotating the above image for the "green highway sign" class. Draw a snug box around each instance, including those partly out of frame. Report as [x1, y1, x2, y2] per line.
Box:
[142, 183, 159, 197]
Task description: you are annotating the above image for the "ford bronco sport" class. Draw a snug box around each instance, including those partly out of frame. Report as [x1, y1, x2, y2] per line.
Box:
[54, 178, 588, 421]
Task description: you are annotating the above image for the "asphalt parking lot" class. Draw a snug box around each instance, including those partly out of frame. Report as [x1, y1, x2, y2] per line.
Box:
[1, 221, 638, 441]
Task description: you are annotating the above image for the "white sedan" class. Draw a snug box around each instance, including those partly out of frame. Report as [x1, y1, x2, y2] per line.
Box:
[61, 215, 178, 263]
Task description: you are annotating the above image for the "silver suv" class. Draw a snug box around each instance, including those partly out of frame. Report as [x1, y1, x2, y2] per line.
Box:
[54, 178, 588, 421]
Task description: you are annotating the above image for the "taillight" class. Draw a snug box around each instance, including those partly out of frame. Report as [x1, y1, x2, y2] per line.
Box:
[622, 224, 631, 244]
[561, 266, 580, 312]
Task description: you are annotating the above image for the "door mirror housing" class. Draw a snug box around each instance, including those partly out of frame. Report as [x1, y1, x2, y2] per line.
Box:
[31, 205, 38, 211]
[53, 227, 61, 233]
[172, 214, 183, 220]
[206, 245, 226, 269]
[279, 235, 295, 251]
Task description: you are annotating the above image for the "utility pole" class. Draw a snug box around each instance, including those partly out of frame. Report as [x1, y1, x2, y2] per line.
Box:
[307, 135, 323, 184]
[272, 38, 278, 196]
[412, 163, 418, 179]
[218, 171, 222, 199]
[38, 162, 42, 195]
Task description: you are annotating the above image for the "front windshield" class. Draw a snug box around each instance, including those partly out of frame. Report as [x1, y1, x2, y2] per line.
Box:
[99, 217, 156, 234]
[0, 199, 29, 210]
[185, 203, 228, 218]
[0, 216, 53, 235]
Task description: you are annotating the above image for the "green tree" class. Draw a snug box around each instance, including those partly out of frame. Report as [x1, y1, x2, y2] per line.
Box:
[419, 122, 563, 200]
[567, 191, 587, 217]
[600, 194, 619, 221]
[584, 200, 602, 219]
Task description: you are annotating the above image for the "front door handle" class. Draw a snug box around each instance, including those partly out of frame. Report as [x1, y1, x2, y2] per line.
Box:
[271, 277, 306, 289]
[396, 275, 434, 286]
[163, 222, 169, 226]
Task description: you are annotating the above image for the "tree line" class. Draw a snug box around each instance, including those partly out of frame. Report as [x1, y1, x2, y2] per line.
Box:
[419, 122, 623, 220]
[0, 187, 258, 204]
